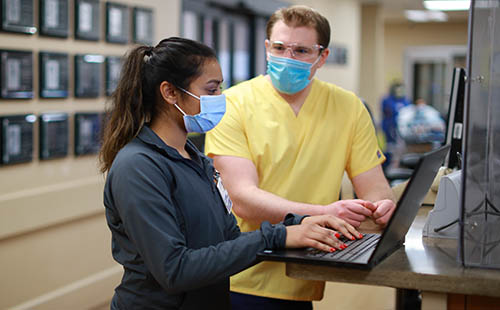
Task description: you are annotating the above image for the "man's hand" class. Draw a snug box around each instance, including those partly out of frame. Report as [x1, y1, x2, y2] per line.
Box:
[324, 199, 376, 228]
[285, 215, 362, 252]
[372, 199, 396, 226]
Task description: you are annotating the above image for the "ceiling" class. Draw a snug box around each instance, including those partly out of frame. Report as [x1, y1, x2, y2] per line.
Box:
[360, 0, 469, 22]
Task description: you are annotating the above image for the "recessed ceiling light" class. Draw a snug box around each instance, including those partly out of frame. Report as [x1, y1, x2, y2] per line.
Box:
[405, 10, 448, 22]
[423, 0, 470, 11]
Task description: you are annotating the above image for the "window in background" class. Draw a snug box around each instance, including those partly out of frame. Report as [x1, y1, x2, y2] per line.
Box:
[182, 10, 198, 41]
[413, 62, 447, 114]
[232, 17, 250, 85]
[254, 17, 267, 76]
[218, 20, 231, 88]
[404, 45, 467, 117]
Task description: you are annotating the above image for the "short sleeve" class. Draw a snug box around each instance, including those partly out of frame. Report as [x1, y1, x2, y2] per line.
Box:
[347, 101, 386, 178]
[205, 94, 252, 160]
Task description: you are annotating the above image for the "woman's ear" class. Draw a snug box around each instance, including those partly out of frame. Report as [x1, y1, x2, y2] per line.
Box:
[159, 81, 178, 105]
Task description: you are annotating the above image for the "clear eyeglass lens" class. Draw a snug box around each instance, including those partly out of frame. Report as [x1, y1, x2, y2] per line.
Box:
[269, 41, 322, 60]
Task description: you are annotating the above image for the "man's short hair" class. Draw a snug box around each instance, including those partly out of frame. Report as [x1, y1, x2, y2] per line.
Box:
[266, 5, 331, 49]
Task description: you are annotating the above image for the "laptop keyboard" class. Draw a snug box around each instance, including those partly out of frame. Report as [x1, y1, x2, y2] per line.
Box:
[306, 233, 380, 261]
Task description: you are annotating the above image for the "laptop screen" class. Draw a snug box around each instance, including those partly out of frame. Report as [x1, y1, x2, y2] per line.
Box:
[369, 145, 450, 264]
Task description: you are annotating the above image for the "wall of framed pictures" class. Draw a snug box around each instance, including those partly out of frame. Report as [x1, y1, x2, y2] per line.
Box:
[0, 0, 159, 166]
[0, 1, 180, 309]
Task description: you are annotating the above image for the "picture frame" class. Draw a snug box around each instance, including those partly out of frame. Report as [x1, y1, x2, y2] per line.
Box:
[0, 0, 37, 34]
[74, 54, 104, 98]
[39, 51, 69, 98]
[74, 112, 102, 156]
[0, 49, 33, 99]
[39, 112, 68, 160]
[105, 56, 122, 96]
[106, 2, 129, 44]
[132, 7, 154, 45]
[327, 44, 348, 65]
[0, 114, 36, 165]
[39, 0, 69, 37]
[74, 0, 100, 41]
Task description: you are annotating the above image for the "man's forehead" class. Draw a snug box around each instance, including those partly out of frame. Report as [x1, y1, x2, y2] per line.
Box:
[270, 20, 318, 45]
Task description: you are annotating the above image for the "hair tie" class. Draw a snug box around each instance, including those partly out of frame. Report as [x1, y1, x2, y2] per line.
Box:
[143, 46, 154, 63]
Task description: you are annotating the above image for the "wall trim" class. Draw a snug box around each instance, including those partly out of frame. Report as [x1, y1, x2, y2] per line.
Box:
[0, 177, 105, 240]
[8, 265, 122, 310]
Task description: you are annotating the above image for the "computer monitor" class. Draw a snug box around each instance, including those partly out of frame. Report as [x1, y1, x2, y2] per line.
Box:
[444, 67, 466, 169]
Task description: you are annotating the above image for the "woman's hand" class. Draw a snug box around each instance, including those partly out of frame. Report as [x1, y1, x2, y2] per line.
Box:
[285, 215, 362, 252]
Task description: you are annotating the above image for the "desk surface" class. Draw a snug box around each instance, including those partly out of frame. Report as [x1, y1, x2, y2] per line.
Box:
[286, 207, 500, 297]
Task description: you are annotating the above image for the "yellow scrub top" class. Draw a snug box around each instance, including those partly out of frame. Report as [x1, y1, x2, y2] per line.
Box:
[205, 75, 385, 301]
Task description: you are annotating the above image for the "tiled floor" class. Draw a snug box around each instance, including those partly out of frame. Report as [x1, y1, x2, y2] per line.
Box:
[314, 282, 396, 310]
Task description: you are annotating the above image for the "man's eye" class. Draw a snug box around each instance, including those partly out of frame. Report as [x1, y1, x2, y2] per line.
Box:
[273, 45, 285, 51]
[295, 47, 310, 54]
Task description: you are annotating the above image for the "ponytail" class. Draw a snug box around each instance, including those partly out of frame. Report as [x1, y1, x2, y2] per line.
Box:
[99, 45, 152, 173]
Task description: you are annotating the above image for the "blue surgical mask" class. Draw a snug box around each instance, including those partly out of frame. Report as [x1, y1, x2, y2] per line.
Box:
[266, 53, 321, 94]
[174, 88, 226, 133]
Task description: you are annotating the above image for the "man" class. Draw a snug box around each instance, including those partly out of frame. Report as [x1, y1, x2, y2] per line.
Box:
[381, 82, 411, 169]
[205, 5, 396, 310]
[397, 98, 445, 145]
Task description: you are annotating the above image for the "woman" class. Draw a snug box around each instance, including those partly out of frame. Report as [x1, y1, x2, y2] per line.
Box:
[99, 37, 360, 310]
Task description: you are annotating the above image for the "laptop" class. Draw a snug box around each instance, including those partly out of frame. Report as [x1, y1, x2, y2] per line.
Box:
[257, 144, 451, 269]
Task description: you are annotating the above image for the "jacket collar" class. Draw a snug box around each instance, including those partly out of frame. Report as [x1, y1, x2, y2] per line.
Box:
[136, 126, 211, 167]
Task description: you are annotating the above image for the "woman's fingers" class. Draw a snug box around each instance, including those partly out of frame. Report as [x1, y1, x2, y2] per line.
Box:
[286, 224, 342, 250]
[302, 224, 347, 251]
[287, 215, 365, 252]
[320, 215, 361, 241]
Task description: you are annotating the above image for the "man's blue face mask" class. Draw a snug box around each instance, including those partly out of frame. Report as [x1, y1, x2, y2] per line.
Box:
[266, 53, 321, 94]
[174, 88, 226, 133]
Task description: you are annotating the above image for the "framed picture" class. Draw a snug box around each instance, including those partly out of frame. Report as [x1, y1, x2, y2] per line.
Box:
[39, 0, 69, 37]
[74, 0, 99, 41]
[327, 44, 348, 65]
[74, 54, 103, 98]
[0, 49, 33, 99]
[39, 51, 69, 98]
[132, 7, 154, 45]
[105, 56, 122, 96]
[106, 2, 129, 44]
[39, 112, 68, 160]
[0, 0, 37, 34]
[74, 112, 102, 156]
[0, 114, 35, 165]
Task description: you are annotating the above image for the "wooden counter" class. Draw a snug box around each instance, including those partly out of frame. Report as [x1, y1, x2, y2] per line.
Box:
[286, 207, 500, 298]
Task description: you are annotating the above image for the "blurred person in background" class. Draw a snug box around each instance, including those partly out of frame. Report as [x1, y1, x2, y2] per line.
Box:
[381, 82, 411, 169]
[397, 98, 445, 147]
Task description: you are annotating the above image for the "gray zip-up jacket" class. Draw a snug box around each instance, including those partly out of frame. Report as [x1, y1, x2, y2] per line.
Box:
[104, 126, 305, 310]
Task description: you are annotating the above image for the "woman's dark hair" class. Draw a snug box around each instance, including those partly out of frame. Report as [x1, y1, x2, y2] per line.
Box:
[99, 37, 217, 173]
